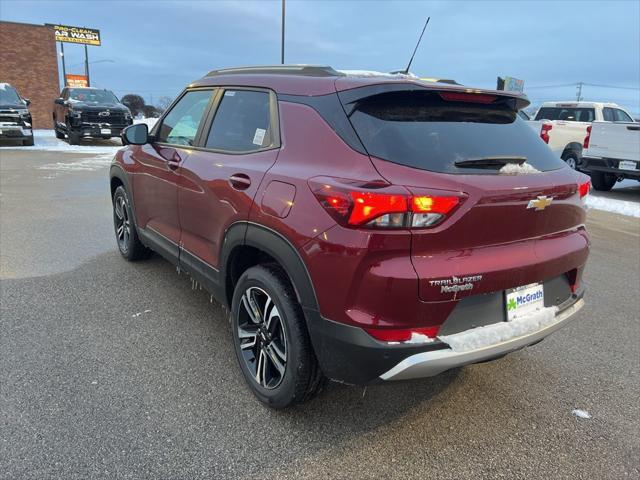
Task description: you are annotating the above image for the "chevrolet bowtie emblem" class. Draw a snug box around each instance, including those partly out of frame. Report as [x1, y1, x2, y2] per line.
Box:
[527, 195, 553, 211]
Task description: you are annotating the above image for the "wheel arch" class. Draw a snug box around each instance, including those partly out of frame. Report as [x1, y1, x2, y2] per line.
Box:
[561, 142, 583, 159]
[220, 222, 319, 313]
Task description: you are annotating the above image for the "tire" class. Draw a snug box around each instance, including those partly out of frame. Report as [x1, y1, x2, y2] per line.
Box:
[590, 171, 616, 191]
[54, 127, 65, 139]
[112, 186, 151, 260]
[22, 136, 34, 146]
[562, 152, 579, 170]
[231, 265, 323, 409]
[67, 130, 80, 145]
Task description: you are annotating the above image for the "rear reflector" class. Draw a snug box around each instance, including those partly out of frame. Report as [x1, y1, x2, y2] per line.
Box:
[439, 92, 497, 104]
[364, 326, 440, 343]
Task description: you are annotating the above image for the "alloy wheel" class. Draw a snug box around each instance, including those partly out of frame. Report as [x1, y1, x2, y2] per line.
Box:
[237, 286, 288, 389]
[565, 156, 577, 170]
[114, 195, 131, 252]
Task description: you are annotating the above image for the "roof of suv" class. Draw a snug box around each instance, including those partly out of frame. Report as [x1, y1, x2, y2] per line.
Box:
[190, 65, 530, 106]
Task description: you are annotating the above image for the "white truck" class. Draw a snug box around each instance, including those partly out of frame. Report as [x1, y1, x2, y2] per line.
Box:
[581, 121, 640, 191]
[527, 101, 635, 170]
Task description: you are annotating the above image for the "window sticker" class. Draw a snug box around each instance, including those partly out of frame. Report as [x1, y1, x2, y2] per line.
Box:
[224, 91, 236, 97]
[252, 128, 266, 146]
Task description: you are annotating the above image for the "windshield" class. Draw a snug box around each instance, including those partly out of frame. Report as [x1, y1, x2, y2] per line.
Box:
[348, 90, 565, 174]
[68, 88, 119, 104]
[534, 107, 595, 122]
[0, 84, 24, 106]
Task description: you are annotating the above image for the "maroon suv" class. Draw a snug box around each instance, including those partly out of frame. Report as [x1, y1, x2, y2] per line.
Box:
[110, 66, 590, 408]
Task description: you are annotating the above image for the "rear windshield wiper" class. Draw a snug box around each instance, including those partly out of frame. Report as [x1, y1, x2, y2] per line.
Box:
[454, 156, 527, 168]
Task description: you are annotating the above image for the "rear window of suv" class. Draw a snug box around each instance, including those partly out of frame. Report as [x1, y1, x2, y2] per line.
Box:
[348, 90, 565, 174]
[534, 107, 595, 122]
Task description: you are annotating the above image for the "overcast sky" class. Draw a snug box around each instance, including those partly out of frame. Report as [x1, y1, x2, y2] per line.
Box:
[2, 0, 639, 114]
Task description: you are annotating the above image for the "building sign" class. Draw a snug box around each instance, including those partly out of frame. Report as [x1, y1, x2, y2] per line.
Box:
[66, 74, 89, 87]
[48, 24, 101, 46]
[497, 76, 525, 93]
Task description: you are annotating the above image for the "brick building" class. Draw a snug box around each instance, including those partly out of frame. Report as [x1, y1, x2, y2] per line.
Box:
[0, 21, 60, 128]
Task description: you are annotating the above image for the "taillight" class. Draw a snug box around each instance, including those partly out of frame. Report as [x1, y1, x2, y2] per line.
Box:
[578, 179, 590, 199]
[364, 326, 440, 343]
[540, 123, 552, 144]
[310, 178, 463, 229]
[583, 125, 592, 149]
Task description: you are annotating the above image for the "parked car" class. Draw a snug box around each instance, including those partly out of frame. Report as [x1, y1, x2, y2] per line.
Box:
[53, 87, 132, 145]
[0, 82, 34, 146]
[110, 66, 590, 408]
[581, 121, 640, 190]
[527, 101, 635, 170]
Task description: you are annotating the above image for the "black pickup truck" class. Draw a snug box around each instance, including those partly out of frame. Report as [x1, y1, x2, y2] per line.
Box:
[53, 87, 133, 144]
[0, 83, 34, 146]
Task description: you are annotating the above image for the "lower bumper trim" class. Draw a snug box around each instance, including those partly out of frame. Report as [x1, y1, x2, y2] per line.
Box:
[379, 299, 584, 381]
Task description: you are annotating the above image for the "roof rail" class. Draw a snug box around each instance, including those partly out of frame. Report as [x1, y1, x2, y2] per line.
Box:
[206, 65, 344, 78]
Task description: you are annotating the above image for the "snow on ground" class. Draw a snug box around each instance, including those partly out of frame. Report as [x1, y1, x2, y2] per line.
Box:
[38, 153, 115, 173]
[586, 195, 640, 218]
[0, 118, 158, 154]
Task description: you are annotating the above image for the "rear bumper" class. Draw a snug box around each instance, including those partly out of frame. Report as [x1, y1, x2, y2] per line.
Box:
[306, 291, 584, 385]
[581, 156, 640, 179]
[380, 298, 584, 381]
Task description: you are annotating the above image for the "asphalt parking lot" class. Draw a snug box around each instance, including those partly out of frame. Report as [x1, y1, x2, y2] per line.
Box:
[1, 147, 639, 479]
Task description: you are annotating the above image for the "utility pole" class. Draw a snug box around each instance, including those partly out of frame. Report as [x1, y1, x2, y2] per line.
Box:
[576, 81, 583, 101]
[281, 0, 285, 64]
[60, 43, 68, 86]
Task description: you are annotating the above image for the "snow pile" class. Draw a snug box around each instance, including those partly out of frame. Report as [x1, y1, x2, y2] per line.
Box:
[499, 162, 540, 175]
[38, 153, 114, 172]
[1, 130, 122, 154]
[438, 306, 558, 352]
[586, 195, 640, 218]
[135, 117, 158, 130]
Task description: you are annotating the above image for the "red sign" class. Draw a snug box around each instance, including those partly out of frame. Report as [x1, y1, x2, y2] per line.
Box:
[66, 74, 89, 88]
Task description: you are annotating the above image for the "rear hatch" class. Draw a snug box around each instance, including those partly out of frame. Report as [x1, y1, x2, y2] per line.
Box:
[338, 84, 589, 302]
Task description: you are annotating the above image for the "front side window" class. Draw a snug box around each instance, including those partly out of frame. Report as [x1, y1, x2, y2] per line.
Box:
[157, 90, 213, 146]
[614, 109, 633, 122]
[206, 90, 272, 152]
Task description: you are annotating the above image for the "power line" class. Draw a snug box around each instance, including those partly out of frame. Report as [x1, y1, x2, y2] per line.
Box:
[526, 82, 640, 91]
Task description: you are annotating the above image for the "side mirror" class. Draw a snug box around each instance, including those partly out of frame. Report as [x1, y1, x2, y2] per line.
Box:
[54, 98, 65, 105]
[24, 98, 31, 106]
[122, 123, 149, 145]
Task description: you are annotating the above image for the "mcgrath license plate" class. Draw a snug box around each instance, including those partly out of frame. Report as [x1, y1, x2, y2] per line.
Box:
[100, 128, 111, 135]
[506, 283, 544, 321]
[619, 160, 637, 171]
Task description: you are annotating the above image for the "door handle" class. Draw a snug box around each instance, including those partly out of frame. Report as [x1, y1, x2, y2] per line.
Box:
[229, 173, 251, 190]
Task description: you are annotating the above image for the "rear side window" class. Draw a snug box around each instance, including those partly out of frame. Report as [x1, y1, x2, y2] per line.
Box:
[534, 107, 595, 122]
[206, 90, 272, 152]
[348, 91, 565, 174]
[603, 107, 615, 122]
[157, 90, 213, 146]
